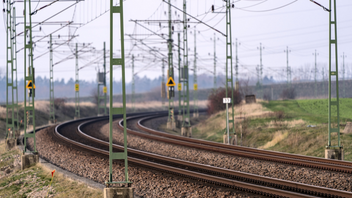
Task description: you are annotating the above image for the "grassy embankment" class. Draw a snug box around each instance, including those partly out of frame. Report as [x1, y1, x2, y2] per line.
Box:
[192, 99, 352, 161]
[0, 141, 102, 197]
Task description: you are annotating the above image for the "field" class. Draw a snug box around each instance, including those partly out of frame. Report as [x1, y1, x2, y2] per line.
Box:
[192, 99, 352, 161]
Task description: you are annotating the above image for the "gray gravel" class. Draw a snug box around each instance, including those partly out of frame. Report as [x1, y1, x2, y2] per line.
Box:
[28, 125, 261, 198]
[96, 119, 352, 192]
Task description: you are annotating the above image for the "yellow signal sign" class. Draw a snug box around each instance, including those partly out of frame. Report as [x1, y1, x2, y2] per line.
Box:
[103, 86, 107, 94]
[75, 84, 79, 91]
[194, 84, 198, 90]
[177, 83, 182, 91]
[166, 77, 176, 87]
[26, 80, 36, 89]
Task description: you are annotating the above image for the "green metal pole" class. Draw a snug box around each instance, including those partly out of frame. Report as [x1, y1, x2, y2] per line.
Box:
[182, 0, 190, 128]
[162, 58, 165, 108]
[341, 52, 346, 98]
[193, 27, 198, 117]
[103, 42, 107, 115]
[285, 46, 291, 88]
[108, 0, 130, 185]
[23, 0, 36, 153]
[12, 6, 19, 137]
[328, 0, 341, 148]
[225, 0, 236, 144]
[5, 0, 14, 139]
[132, 55, 135, 111]
[49, 35, 55, 123]
[75, 43, 80, 119]
[314, 50, 318, 98]
[257, 43, 263, 99]
[235, 39, 239, 91]
[178, 33, 181, 117]
[213, 33, 216, 89]
[167, 0, 175, 127]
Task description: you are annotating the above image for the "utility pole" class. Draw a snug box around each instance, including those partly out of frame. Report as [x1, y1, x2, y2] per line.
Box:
[98, 42, 107, 115]
[213, 33, 217, 89]
[313, 50, 319, 98]
[166, 0, 175, 129]
[132, 54, 135, 111]
[161, 58, 165, 108]
[181, 0, 191, 136]
[49, 35, 55, 124]
[23, 0, 37, 154]
[326, 0, 342, 160]
[193, 27, 198, 117]
[74, 43, 80, 119]
[258, 43, 264, 99]
[322, 68, 325, 97]
[107, 0, 131, 189]
[284, 46, 291, 88]
[12, 6, 19, 139]
[224, 1, 236, 145]
[235, 39, 239, 91]
[103, 42, 107, 115]
[178, 33, 182, 121]
[341, 52, 346, 98]
[5, 0, 17, 143]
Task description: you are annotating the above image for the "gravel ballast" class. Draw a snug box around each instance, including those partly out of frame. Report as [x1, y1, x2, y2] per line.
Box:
[28, 125, 260, 198]
[88, 118, 352, 192]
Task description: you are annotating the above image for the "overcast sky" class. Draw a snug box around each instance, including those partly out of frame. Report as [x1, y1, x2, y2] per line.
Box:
[1, 0, 352, 85]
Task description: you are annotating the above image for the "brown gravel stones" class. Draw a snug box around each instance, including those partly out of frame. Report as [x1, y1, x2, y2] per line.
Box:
[29, 125, 260, 197]
[95, 119, 352, 192]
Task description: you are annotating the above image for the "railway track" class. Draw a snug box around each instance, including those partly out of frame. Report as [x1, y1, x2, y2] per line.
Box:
[135, 114, 352, 174]
[51, 113, 352, 198]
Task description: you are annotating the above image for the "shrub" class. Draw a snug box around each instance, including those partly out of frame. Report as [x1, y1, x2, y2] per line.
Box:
[54, 98, 66, 110]
[207, 88, 242, 115]
[280, 87, 296, 100]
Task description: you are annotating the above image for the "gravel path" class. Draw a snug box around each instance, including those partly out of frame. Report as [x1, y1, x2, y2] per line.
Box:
[92, 118, 352, 192]
[28, 125, 260, 198]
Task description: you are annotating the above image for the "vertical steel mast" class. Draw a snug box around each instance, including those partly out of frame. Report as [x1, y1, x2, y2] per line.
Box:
[108, 0, 130, 185]
[182, 0, 190, 128]
[178, 33, 182, 117]
[12, 6, 19, 137]
[327, 0, 341, 149]
[193, 27, 198, 117]
[213, 33, 216, 89]
[23, 0, 36, 153]
[74, 43, 80, 119]
[49, 35, 55, 124]
[6, 0, 15, 139]
[167, 0, 175, 129]
[225, 0, 236, 144]
[132, 54, 135, 111]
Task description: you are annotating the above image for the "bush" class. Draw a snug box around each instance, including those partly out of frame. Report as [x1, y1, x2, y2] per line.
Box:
[280, 87, 296, 100]
[207, 88, 242, 115]
[54, 98, 66, 110]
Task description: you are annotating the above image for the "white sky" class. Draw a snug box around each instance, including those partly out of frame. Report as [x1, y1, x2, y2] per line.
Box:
[1, 0, 352, 84]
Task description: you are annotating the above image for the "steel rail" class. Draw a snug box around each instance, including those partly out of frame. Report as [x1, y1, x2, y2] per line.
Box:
[79, 116, 352, 198]
[51, 116, 318, 198]
[136, 115, 352, 173]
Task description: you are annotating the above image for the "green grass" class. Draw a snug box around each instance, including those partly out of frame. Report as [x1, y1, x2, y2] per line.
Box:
[262, 98, 352, 124]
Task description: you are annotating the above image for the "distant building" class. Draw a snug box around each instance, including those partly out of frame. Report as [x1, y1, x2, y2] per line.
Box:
[245, 95, 256, 104]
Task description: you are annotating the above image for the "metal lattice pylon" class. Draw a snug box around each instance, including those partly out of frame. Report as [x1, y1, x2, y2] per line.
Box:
[5, 0, 16, 139]
[193, 27, 198, 117]
[49, 35, 55, 123]
[327, 0, 341, 149]
[182, 0, 190, 127]
[225, 1, 236, 144]
[98, 42, 108, 115]
[74, 43, 80, 119]
[108, 0, 130, 185]
[23, 0, 37, 153]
